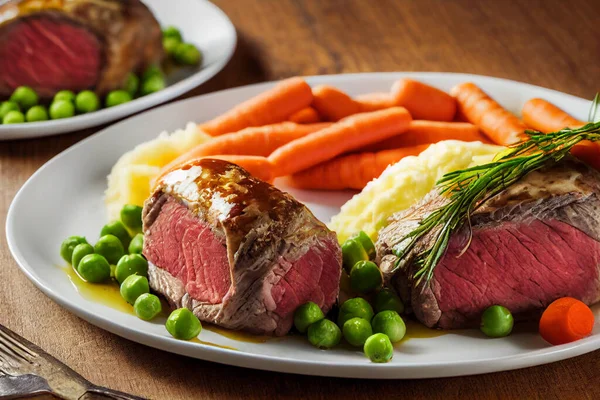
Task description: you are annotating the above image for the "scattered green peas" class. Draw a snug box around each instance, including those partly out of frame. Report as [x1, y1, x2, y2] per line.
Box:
[94, 234, 125, 264]
[3, 110, 24, 124]
[480, 305, 514, 338]
[49, 100, 75, 119]
[71, 243, 94, 269]
[10, 86, 38, 110]
[25, 105, 48, 122]
[364, 333, 393, 363]
[142, 65, 163, 81]
[352, 231, 376, 259]
[163, 37, 180, 56]
[54, 90, 76, 103]
[134, 293, 162, 321]
[350, 260, 382, 294]
[129, 233, 144, 254]
[60, 236, 88, 263]
[293, 301, 324, 333]
[120, 274, 149, 304]
[0, 101, 19, 120]
[374, 289, 405, 314]
[173, 42, 202, 65]
[371, 311, 406, 343]
[166, 308, 202, 340]
[341, 238, 368, 273]
[77, 254, 111, 283]
[124, 73, 139, 96]
[342, 317, 373, 347]
[75, 90, 100, 114]
[120, 204, 143, 231]
[115, 254, 148, 285]
[105, 90, 132, 108]
[100, 220, 131, 249]
[307, 319, 341, 349]
[337, 297, 374, 327]
[140, 75, 165, 96]
[162, 26, 183, 41]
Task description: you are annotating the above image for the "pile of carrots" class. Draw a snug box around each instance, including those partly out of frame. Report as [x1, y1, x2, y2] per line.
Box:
[158, 76, 598, 190]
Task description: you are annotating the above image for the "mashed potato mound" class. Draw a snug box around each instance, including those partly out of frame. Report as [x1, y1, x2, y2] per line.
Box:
[105, 122, 211, 220]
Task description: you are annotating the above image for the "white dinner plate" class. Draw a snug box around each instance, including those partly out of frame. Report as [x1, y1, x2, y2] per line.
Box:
[0, 0, 236, 140]
[6, 72, 600, 379]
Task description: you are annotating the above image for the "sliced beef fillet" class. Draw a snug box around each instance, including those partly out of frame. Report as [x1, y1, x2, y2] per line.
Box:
[0, 0, 164, 98]
[377, 159, 600, 329]
[143, 159, 342, 336]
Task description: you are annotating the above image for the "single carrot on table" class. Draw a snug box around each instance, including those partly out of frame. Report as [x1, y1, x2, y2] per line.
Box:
[539, 297, 594, 346]
[311, 85, 362, 121]
[450, 82, 528, 146]
[199, 77, 313, 136]
[286, 145, 429, 190]
[522, 98, 585, 133]
[288, 107, 321, 124]
[355, 92, 396, 112]
[268, 107, 412, 176]
[391, 79, 457, 121]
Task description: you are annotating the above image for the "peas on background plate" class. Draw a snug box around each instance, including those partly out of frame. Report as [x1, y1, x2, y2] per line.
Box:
[77, 254, 111, 283]
[480, 305, 514, 338]
[75, 90, 100, 114]
[115, 254, 148, 285]
[105, 90, 132, 108]
[163, 37, 180, 56]
[173, 43, 202, 65]
[307, 319, 341, 349]
[60, 236, 88, 263]
[374, 288, 405, 314]
[371, 311, 406, 343]
[162, 26, 183, 42]
[134, 293, 162, 321]
[293, 301, 324, 333]
[350, 260, 382, 294]
[101, 220, 131, 248]
[124, 73, 140, 96]
[3, 110, 24, 124]
[10, 86, 38, 110]
[342, 317, 373, 347]
[166, 308, 202, 340]
[142, 65, 163, 81]
[120, 274, 149, 304]
[120, 204, 143, 231]
[71, 243, 94, 269]
[49, 100, 75, 120]
[0, 101, 20, 120]
[337, 297, 374, 327]
[140, 75, 165, 96]
[364, 333, 394, 363]
[129, 233, 144, 254]
[25, 105, 48, 122]
[54, 90, 76, 103]
[94, 234, 125, 265]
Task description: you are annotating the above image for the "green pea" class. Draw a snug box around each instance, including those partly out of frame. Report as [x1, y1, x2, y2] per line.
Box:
[124, 73, 139, 96]
[10, 86, 38, 110]
[77, 254, 111, 283]
[94, 234, 125, 265]
[54, 90, 76, 103]
[371, 310, 406, 343]
[374, 289, 404, 314]
[307, 319, 341, 349]
[60, 236, 88, 263]
[480, 305, 514, 338]
[3, 110, 24, 124]
[120, 274, 149, 304]
[337, 297, 374, 327]
[142, 65, 163, 81]
[134, 293, 162, 321]
[364, 333, 393, 363]
[105, 90, 132, 108]
[342, 317, 373, 347]
[115, 254, 148, 285]
[173, 42, 202, 65]
[293, 301, 324, 333]
[128, 233, 144, 254]
[140, 75, 165, 96]
[341, 238, 368, 273]
[120, 204, 143, 231]
[350, 260, 382, 294]
[166, 308, 202, 340]
[0, 101, 20, 120]
[25, 105, 48, 122]
[75, 90, 100, 114]
[163, 37, 180, 56]
[71, 243, 94, 269]
[101, 220, 131, 249]
[162, 26, 183, 41]
[49, 100, 75, 119]
[352, 231, 376, 259]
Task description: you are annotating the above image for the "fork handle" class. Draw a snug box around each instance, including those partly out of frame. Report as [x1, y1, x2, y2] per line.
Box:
[82, 385, 147, 399]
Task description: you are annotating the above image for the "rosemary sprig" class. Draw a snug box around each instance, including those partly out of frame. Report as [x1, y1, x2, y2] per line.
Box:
[394, 121, 600, 284]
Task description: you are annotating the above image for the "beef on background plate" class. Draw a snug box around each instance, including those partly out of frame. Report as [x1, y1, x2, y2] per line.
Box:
[0, 0, 164, 98]
[143, 159, 342, 336]
[377, 159, 600, 329]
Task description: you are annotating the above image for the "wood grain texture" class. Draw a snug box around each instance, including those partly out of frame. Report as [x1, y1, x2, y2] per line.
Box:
[1, 0, 599, 398]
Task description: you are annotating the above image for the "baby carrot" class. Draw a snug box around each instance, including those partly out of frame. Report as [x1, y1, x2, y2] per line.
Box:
[286, 145, 429, 190]
[450, 82, 528, 146]
[311, 85, 362, 121]
[199, 77, 313, 136]
[522, 98, 585, 133]
[539, 297, 594, 346]
[570, 141, 600, 171]
[391, 79, 457, 121]
[288, 107, 322, 124]
[355, 92, 396, 112]
[269, 107, 412, 176]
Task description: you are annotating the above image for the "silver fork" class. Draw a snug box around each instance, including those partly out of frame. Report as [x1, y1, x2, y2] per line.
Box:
[0, 323, 145, 399]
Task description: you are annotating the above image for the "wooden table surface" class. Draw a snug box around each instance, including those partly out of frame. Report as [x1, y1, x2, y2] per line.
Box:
[1, 0, 599, 398]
